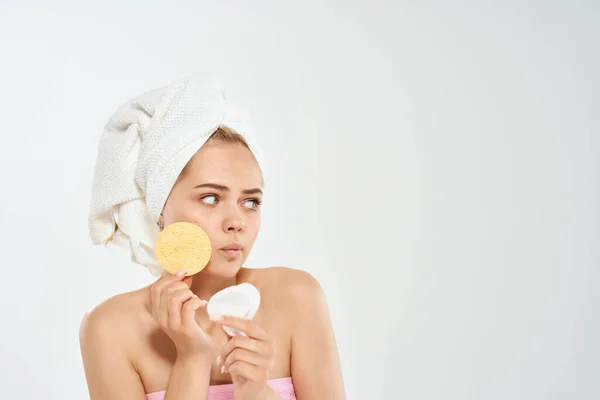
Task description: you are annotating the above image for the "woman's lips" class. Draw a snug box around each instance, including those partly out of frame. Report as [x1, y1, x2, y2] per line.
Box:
[221, 249, 242, 258]
[220, 243, 243, 258]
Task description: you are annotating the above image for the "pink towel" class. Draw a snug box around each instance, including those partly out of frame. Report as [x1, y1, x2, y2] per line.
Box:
[145, 377, 296, 400]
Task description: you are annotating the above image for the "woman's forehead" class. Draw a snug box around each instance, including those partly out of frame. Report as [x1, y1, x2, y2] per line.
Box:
[184, 142, 263, 187]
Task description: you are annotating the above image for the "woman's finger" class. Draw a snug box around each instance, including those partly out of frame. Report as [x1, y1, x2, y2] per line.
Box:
[160, 280, 191, 324]
[181, 296, 207, 332]
[167, 288, 195, 329]
[211, 314, 268, 340]
[151, 275, 174, 318]
[227, 360, 269, 382]
[219, 335, 273, 363]
[151, 270, 188, 318]
[221, 348, 271, 373]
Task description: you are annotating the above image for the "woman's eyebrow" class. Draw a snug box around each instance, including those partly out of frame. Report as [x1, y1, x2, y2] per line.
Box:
[193, 183, 262, 195]
[242, 188, 263, 195]
[193, 183, 228, 191]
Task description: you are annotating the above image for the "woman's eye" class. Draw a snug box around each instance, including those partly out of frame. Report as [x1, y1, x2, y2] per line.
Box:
[243, 199, 261, 209]
[201, 195, 218, 205]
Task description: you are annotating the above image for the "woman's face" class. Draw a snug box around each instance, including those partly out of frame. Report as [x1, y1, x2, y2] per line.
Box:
[160, 140, 263, 276]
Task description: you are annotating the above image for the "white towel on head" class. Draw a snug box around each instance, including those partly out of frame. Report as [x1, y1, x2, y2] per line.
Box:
[88, 75, 263, 276]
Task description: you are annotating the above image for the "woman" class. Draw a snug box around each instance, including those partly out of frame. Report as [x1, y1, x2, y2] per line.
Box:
[79, 77, 345, 400]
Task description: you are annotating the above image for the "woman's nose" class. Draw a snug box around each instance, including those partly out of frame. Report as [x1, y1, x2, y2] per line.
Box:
[223, 211, 246, 232]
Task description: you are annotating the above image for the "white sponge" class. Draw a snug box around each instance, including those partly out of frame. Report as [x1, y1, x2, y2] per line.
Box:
[207, 283, 261, 336]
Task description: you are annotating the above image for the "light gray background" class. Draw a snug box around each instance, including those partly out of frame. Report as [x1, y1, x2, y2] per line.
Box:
[0, 1, 598, 399]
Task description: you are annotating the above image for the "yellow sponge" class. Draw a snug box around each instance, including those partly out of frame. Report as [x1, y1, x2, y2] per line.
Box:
[154, 222, 212, 276]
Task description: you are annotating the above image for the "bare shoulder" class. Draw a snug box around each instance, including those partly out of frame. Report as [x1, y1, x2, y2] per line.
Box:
[247, 266, 324, 297]
[256, 268, 345, 399]
[79, 288, 149, 356]
[79, 289, 151, 398]
[244, 266, 328, 320]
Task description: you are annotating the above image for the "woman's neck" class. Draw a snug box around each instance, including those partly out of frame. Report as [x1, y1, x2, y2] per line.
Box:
[189, 268, 243, 301]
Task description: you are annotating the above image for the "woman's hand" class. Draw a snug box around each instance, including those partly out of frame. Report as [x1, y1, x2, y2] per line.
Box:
[212, 315, 277, 400]
[150, 269, 216, 360]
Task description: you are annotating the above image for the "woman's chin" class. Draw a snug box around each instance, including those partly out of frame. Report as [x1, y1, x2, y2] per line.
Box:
[203, 259, 243, 277]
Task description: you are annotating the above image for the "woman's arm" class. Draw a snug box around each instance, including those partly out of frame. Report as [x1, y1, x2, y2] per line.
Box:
[163, 353, 212, 400]
[79, 303, 147, 399]
[79, 298, 212, 400]
[289, 271, 346, 400]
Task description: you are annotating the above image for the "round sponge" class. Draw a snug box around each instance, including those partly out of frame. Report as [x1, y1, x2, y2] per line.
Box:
[154, 222, 212, 276]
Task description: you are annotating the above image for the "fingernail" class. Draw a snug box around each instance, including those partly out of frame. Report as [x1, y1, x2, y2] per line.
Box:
[221, 365, 226, 374]
[176, 269, 188, 277]
[210, 314, 223, 322]
[216, 356, 221, 365]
